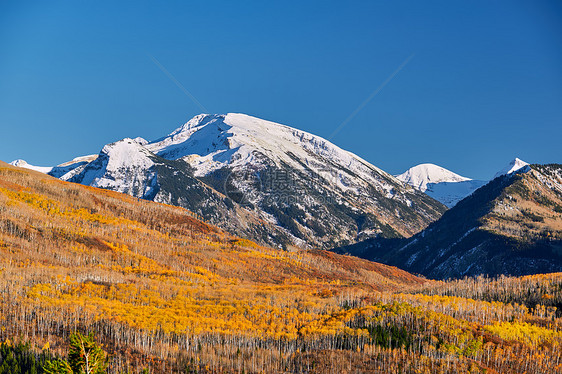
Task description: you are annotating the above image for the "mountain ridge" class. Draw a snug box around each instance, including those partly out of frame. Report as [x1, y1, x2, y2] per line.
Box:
[335, 164, 562, 278]
[10, 113, 446, 249]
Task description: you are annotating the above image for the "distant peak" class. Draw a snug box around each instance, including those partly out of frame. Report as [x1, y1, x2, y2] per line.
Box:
[9, 159, 53, 174]
[493, 158, 529, 179]
[396, 163, 471, 192]
[10, 159, 28, 167]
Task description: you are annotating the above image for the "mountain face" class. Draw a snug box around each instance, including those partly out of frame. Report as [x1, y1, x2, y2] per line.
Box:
[396, 160, 529, 208]
[12, 113, 446, 249]
[335, 164, 562, 279]
[58, 137, 295, 245]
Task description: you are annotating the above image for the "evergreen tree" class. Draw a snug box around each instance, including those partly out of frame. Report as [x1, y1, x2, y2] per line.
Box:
[43, 333, 107, 374]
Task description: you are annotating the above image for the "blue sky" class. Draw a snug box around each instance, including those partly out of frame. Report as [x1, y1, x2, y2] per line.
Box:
[1, 0, 561, 179]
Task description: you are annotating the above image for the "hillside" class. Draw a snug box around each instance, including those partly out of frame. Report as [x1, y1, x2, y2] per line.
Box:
[12, 113, 446, 249]
[2, 162, 562, 373]
[336, 164, 562, 279]
[0, 161, 421, 371]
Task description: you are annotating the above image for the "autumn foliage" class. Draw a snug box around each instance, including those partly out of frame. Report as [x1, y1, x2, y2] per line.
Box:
[1, 162, 562, 373]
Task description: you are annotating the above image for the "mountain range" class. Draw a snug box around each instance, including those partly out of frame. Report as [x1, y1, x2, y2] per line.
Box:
[10, 113, 445, 250]
[335, 163, 562, 278]
[9, 112, 560, 279]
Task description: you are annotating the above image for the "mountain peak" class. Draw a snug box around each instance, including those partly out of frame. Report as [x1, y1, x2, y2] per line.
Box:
[48, 112, 445, 249]
[493, 158, 529, 179]
[133, 137, 149, 145]
[147, 113, 386, 178]
[10, 159, 28, 167]
[9, 159, 53, 173]
[396, 163, 471, 192]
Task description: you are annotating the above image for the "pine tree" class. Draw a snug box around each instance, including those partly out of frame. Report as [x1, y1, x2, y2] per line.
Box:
[43, 333, 107, 374]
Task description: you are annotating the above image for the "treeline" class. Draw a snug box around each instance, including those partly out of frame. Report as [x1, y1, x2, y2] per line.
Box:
[418, 273, 562, 315]
[0, 340, 53, 374]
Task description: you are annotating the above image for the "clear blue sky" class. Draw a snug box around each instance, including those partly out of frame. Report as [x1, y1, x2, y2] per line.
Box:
[1, 0, 561, 179]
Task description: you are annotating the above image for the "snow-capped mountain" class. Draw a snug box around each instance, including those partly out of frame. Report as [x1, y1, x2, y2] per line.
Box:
[146, 113, 391, 181]
[10, 155, 98, 178]
[396, 164, 486, 208]
[65, 138, 159, 193]
[143, 114, 445, 245]
[493, 157, 529, 179]
[396, 159, 530, 208]
[396, 163, 471, 192]
[9, 159, 53, 174]
[12, 113, 446, 249]
[336, 164, 562, 279]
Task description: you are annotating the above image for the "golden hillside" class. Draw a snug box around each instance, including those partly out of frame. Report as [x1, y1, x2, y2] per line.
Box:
[2, 161, 562, 373]
[484, 164, 562, 241]
[0, 162, 420, 368]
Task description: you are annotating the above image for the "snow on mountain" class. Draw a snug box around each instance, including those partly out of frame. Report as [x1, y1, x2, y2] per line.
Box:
[70, 138, 157, 193]
[397, 164, 486, 208]
[424, 179, 487, 208]
[10, 156, 98, 178]
[493, 158, 529, 179]
[133, 137, 149, 146]
[396, 163, 486, 208]
[397, 159, 531, 208]
[9, 159, 53, 174]
[38, 113, 446, 249]
[396, 164, 471, 192]
[49, 155, 98, 178]
[147, 113, 389, 183]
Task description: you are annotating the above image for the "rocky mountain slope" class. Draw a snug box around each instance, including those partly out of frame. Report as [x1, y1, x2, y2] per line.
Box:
[10, 113, 446, 249]
[335, 164, 562, 279]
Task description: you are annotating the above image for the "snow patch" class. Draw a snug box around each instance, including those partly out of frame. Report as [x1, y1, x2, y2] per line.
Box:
[10, 159, 53, 174]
